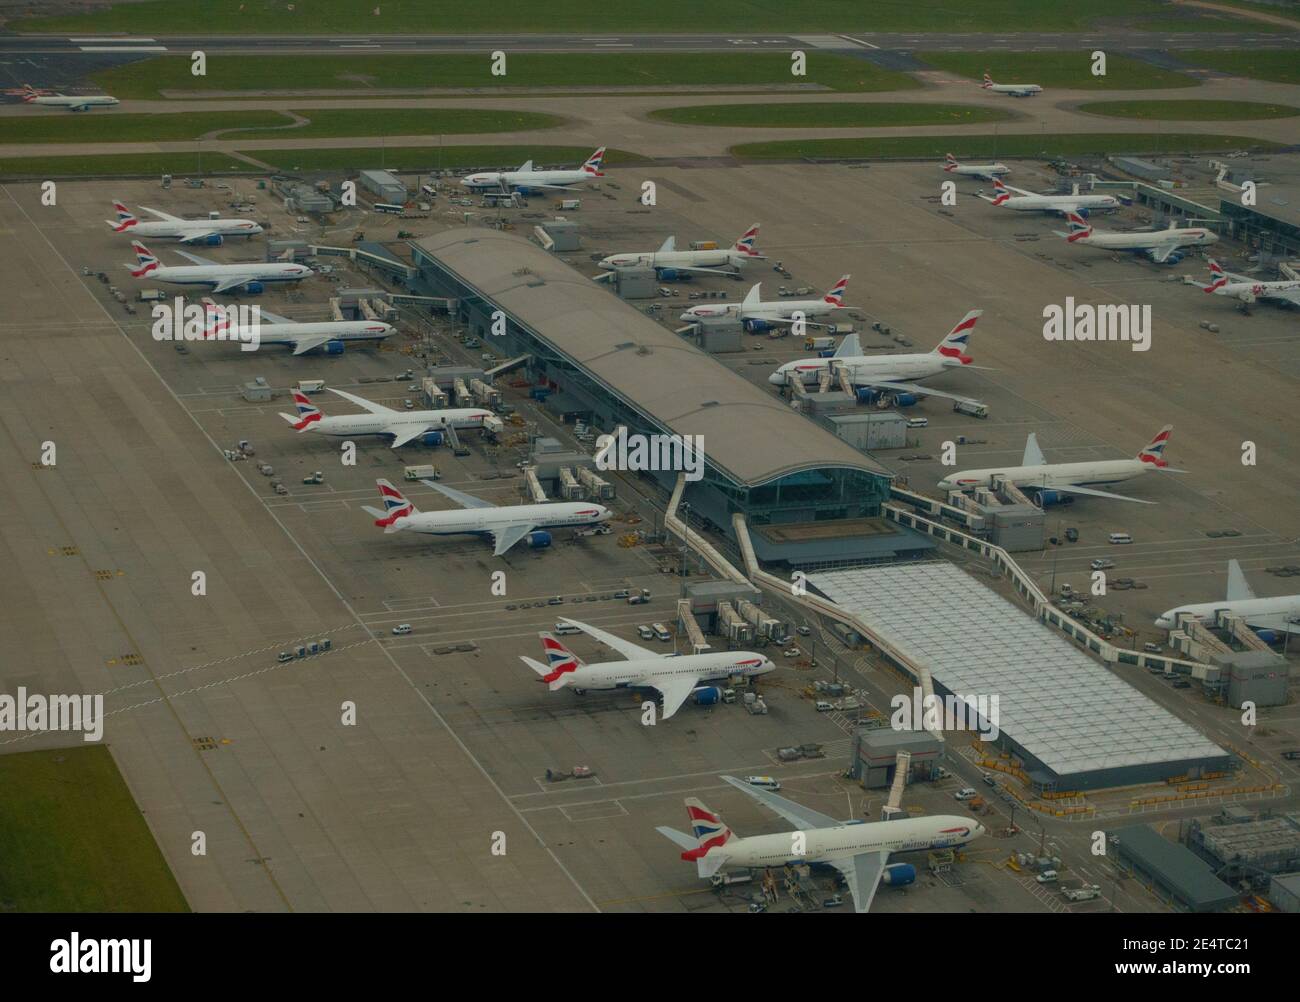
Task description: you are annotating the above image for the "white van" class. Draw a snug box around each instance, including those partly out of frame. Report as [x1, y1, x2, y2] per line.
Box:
[391, 624, 413, 636]
[954, 787, 978, 801]
[1036, 870, 1059, 884]
[651, 623, 671, 642]
[553, 622, 581, 636]
[907, 417, 929, 429]
[1108, 532, 1133, 544]
[744, 776, 781, 791]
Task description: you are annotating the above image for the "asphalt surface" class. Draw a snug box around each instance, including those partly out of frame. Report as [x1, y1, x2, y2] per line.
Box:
[0, 30, 1297, 55]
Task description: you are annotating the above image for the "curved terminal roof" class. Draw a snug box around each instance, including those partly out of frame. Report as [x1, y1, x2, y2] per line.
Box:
[416, 229, 890, 487]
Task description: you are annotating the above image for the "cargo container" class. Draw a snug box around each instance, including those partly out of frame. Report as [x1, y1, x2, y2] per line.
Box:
[953, 398, 988, 418]
[403, 465, 441, 481]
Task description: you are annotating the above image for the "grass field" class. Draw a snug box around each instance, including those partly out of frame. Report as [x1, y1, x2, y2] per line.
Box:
[92, 53, 919, 100]
[0, 152, 248, 179]
[917, 52, 1198, 90]
[0, 747, 188, 912]
[21, 0, 1174, 34]
[247, 145, 647, 172]
[1182, 50, 1300, 84]
[0, 109, 563, 145]
[731, 133, 1282, 161]
[647, 102, 1015, 128]
[1077, 100, 1300, 121]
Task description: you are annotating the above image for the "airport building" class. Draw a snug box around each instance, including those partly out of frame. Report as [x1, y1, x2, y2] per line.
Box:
[410, 230, 895, 533]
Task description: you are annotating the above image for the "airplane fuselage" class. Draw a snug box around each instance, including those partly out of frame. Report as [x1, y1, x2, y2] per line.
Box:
[1155, 595, 1300, 631]
[947, 163, 1009, 178]
[1212, 279, 1300, 303]
[304, 407, 492, 439]
[252, 321, 394, 349]
[461, 168, 591, 191]
[1072, 228, 1216, 254]
[940, 459, 1149, 493]
[561, 651, 773, 693]
[707, 815, 981, 870]
[116, 219, 264, 241]
[140, 262, 311, 289]
[390, 501, 610, 538]
[771, 352, 952, 387]
[599, 249, 744, 272]
[682, 297, 839, 323]
[999, 193, 1118, 213]
[28, 95, 119, 110]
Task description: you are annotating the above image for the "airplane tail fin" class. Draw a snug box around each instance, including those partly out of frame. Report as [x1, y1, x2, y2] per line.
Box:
[932, 309, 982, 364]
[278, 389, 324, 432]
[679, 798, 736, 878]
[373, 478, 417, 528]
[582, 146, 606, 177]
[982, 72, 994, 89]
[1137, 425, 1173, 468]
[537, 632, 582, 690]
[199, 297, 230, 340]
[21, 83, 37, 103]
[823, 274, 850, 307]
[741, 282, 762, 308]
[108, 200, 137, 232]
[944, 152, 959, 171]
[1205, 259, 1228, 292]
[990, 177, 1012, 205]
[1061, 211, 1092, 241]
[732, 223, 763, 259]
[128, 240, 160, 277]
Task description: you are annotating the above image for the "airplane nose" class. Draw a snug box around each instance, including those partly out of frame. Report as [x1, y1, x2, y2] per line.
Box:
[768, 371, 786, 385]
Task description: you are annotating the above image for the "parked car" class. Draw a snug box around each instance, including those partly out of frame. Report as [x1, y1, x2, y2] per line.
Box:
[954, 788, 978, 801]
[1091, 558, 1115, 570]
[796, 625, 811, 636]
[392, 624, 413, 636]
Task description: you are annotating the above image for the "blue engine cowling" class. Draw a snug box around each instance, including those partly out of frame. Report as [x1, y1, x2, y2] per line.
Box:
[655, 268, 693, 282]
[855, 388, 882, 405]
[1162, 250, 1185, 266]
[744, 319, 773, 334]
[892, 392, 919, 407]
[1254, 629, 1280, 645]
[324, 339, 346, 355]
[243, 281, 264, 295]
[882, 863, 917, 887]
[1035, 490, 1075, 507]
[203, 234, 225, 246]
[527, 530, 552, 549]
[421, 431, 444, 447]
[692, 686, 722, 706]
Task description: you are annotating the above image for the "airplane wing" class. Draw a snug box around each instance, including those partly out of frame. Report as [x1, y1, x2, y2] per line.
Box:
[658, 235, 675, 253]
[489, 522, 538, 556]
[1000, 182, 1035, 196]
[1226, 560, 1256, 602]
[171, 248, 216, 266]
[385, 425, 432, 449]
[508, 181, 578, 191]
[289, 336, 333, 356]
[178, 229, 223, 244]
[720, 775, 839, 830]
[656, 264, 743, 276]
[558, 617, 658, 662]
[1022, 433, 1046, 467]
[138, 206, 182, 221]
[422, 480, 497, 509]
[1148, 243, 1177, 264]
[655, 826, 697, 851]
[256, 307, 293, 324]
[654, 674, 700, 720]
[326, 386, 397, 415]
[830, 850, 890, 913]
[209, 276, 252, 294]
[856, 379, 981, 404]
[1035, 483, 1156, 504]
[1267, 287, 1300, 306]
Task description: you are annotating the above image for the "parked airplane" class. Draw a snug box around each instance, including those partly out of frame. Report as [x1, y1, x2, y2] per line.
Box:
[201, 299, 392, 355]
[278, 388, 492, 448]
[981, 72, 1042, 97]
[107, 201, 263, 244]
[678, 275, 853, 330]
[597, 224, 764, 278]
[520, 620, 773, 719]
[460, 147, 605, 192]
[980, 177, 1120, 215]
[768, 309, 986, 406]
[1156, 561, 1300, 637]
[657, 776, 985, 912]
[21, 83, 118, 111]
[943, 152, 1010, 181]
[938, 426, 1179, 505]
[1189, 259, 1300, 308]
[1054, 211, 1217, 264]
[127, 240, 311, 294]
[365, 481, 610, 556]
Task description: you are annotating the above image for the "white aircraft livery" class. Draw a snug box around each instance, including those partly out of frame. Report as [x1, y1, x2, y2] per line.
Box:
[1055, 211, 1217, 264]
[943, 152, 1010, 181]
[768, 308, 986, 406]
[981, 72, 1042, 97]
[678, 275, 852, 329]
[1156, 561, 1300, 637]
[597, 224, 763, 277]
[1192, 259, 1300, 308]
[279, 389, 493, 448]
[938, 425, 1179, 505]
[108, 201, 263, 244]
[460, 147, 606, 192]
[981, 177, 1119, 215]
[128, 240, 311, 295]
[22, 83, 118, 110]
[520, 620, 773, 719]
[657, 776, 985, 912]
[202, 300, 392, 355]
[364, 481, 610, 557]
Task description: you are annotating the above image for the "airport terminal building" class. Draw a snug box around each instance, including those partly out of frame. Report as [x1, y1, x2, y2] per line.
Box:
[412, 230, 894, 532]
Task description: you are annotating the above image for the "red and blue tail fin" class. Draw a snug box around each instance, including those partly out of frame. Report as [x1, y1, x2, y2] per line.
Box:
[933, 309, 982, 364]
[982, 72, 994, 89]
[822, 274, 850, 306]
[990, 177, 1012, 205]
[281, 390, 323, 431]
[372, 478, 416, 526]
[1205, 259, 1228, 292]
[679, 798, 735, 877]
[944, 152, 959, 171]
[128, 240, 159, 277]
[537, 633, 581, 690]
[732, 223, 761, 257]
[582, 147, 606, 176]
[110, 200, 137, 232]
[1064, 211, 1092, 241]
[1137, 425, 1173, 467]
